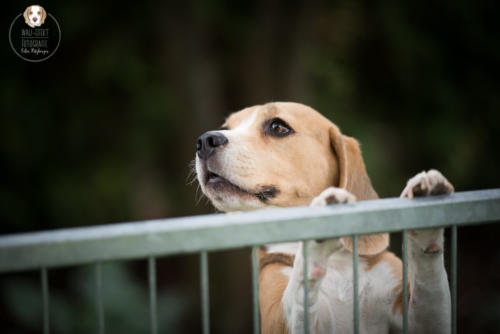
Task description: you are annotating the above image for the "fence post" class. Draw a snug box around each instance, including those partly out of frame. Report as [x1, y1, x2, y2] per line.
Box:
[200, 251, 210, 334]
[148, 257, 158, 334]
[451, 225, 457, 334]
[252, 246, 261, 334]
[402, 231, 409, 334]
[352, 235, 359, 334]
[95, 263, 105, 334]
[303, 241, 310, 334]
[41, 267, 49, 334]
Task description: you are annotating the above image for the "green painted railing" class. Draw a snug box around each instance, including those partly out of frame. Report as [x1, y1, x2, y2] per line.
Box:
[1, 189, 499, 334]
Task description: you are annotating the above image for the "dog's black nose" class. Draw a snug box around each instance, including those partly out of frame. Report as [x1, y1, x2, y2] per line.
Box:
[196, 131, 228, 160]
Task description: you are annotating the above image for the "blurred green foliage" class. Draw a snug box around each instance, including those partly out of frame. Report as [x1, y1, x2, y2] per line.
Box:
[2, 263, 190, 333]
[1, 0, 499, 333]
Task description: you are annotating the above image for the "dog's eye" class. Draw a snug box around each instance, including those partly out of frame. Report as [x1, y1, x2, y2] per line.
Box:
[265, 118, 294, 137]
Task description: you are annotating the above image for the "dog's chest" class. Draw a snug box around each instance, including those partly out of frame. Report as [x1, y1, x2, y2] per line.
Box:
[316, 253, 396, 333]
[277, 249, 396, 333]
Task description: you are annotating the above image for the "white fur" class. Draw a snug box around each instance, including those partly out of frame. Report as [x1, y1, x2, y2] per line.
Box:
[405, 232, 451, 333]
[195, 108, 270, 212]
[233, 108, 260, 132]
[266, 242, 299, 255]
[281, 243, 399, 334]
[275, 182, 451, 333]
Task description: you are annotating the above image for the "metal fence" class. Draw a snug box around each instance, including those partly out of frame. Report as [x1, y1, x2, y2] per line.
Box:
[1, 189, 500, 334]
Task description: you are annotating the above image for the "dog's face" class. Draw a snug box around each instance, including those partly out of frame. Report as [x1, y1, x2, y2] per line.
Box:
[195, 102, 377, 212]
[196, 102, 338, 211]
[24, 5, 47, 28]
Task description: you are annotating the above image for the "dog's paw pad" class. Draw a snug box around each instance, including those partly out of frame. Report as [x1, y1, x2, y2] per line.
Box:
[401, 170, 454, 199]
[423, 242, 443, 254]
[303, 239, 343, 282]
[310, 263, 326, 279]
[412, 182, 428, 197]
[310, 187, 356, 207]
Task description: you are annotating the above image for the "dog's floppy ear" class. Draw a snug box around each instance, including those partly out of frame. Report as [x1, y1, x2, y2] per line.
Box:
[23, 6, 31, 24]
[329, 124, 377, 200]
[40, 6, 47, 24]
[329, 124, 389, 255]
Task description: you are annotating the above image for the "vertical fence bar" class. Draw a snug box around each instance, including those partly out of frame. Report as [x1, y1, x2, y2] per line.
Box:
[352, 235, 360, 334]
[451, 225, 457, 334]
[95, 263, 105, 334]
[41, 267, 49, 334]
[251, 246, 261, 334]
[200, 251, 210, 334]
[402, 231, 409, 334]
[303, 241, 310, 334]
[148, 256, 158, 334]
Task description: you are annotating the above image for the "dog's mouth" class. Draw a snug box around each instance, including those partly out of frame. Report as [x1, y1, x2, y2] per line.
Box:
[203, 169, 278, 203]
[206, 171, 237, 188]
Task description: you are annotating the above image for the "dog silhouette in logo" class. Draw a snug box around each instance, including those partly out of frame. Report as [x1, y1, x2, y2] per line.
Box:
[24, 5, 47, 28]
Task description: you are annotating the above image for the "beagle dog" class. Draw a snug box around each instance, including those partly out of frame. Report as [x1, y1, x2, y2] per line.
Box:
[24, 5, 47, 28]
[195, 102, 453, 333]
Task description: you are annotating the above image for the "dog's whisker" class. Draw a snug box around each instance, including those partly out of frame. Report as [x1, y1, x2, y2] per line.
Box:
[195, 195, 203, 206]
[185, 160, 198, 186]
[194, 183, 207, 206]
[187, 176, 197, 186]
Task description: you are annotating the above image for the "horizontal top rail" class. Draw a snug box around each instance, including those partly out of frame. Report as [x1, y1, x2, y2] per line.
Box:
[0, 189, 499, 273]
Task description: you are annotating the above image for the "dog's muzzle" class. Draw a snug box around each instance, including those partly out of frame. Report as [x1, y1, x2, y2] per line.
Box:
[196, 131, 228, 160]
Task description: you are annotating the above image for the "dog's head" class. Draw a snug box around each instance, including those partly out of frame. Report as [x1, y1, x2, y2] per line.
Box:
[195, 102, 388, 254]
[24, 5, 47, 28]
[195, 102, 378, 212]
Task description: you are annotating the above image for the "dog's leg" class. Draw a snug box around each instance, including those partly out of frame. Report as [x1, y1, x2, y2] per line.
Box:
[401, 170, 453, 334]
[282, 187, 355, 333]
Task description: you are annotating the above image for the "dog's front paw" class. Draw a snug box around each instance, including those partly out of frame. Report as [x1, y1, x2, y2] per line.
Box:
[401, 169, 454, 199]
[409, 228, 444, 255]
[310, 187, 356, 206]
[304, 239, 343, 281]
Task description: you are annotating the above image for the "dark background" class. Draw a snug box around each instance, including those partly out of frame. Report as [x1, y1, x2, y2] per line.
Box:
[1, 1, 499, 333]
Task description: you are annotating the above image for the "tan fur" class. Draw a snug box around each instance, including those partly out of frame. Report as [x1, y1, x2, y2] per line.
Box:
[328, 120, 389, 255]
[259, 263, 289, 334]
[217, 103, 339, 208]
[40, 6, 47, 24]
[363, 250, 401, 273]
[392, 279, 411, 315]
[328, 125, 378, 200]
[23, 6, 31, 24]
[259, 251, 295, 271]
[212, 102, 385, 214]
[343, 233, 389, 256]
